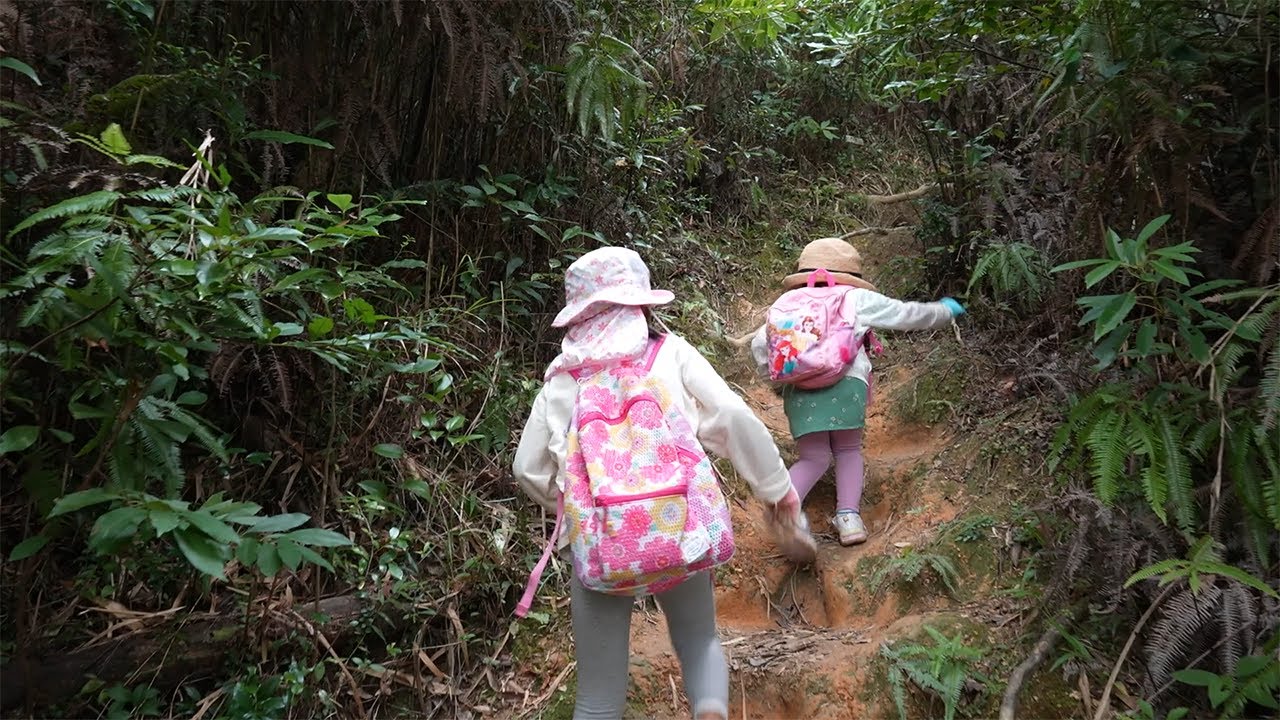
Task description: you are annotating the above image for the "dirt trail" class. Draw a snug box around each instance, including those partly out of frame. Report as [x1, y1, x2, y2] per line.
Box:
[618, 300, 967, 720]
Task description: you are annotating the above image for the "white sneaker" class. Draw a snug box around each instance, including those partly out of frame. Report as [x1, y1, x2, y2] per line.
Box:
[833, 511, 868, 546]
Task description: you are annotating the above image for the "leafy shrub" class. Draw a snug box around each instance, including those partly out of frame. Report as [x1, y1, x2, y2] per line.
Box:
[2, 133, 434, 579]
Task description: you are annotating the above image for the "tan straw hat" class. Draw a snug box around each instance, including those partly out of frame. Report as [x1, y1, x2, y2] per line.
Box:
[782, 237, 877, 291]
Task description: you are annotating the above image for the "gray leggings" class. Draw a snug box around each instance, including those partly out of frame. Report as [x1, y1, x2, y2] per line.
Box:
[570, 571, 729, 719]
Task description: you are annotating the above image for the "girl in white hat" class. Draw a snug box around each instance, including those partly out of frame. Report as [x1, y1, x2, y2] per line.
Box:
[749, 237, 965, 546]
[513, 246, 809, 720]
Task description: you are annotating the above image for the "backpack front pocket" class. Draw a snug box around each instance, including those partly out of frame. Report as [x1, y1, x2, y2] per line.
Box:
[585, 486, 689, 591]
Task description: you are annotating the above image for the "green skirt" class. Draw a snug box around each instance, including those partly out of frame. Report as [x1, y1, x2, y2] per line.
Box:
[782, 376, 868, 438]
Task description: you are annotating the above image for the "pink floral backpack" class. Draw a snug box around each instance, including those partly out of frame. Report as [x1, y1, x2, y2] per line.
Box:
[515, 335, 734, 617]
[766, 269, 862, 390]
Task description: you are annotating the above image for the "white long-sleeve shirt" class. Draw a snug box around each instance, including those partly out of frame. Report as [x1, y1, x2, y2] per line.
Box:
[749, 288, 954, 384]
[513, 333, 791, 539]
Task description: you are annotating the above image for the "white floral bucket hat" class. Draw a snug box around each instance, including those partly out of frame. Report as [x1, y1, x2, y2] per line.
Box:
[551, 247, 674, 328]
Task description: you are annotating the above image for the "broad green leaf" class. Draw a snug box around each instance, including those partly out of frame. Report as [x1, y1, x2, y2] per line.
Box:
[0, 57, 41, 85]
[1092, 323, 1131, 369]
[244, 227, 303, 243]
[243, 130, 335, 150]
[176, 391, 207, 406]
[235, 537, 260, 564]
[99, 123, 132, 155]
[1172, 668, 1219, 687]
[1134, 214, 1171, 245]
[1094, 292, 1137, 341]
[326, 193, 353, 211]
[392, 358, 441, 373]
[295, 545, 333, 571]
[1150, 259, 1190, 285]
[1134, 320, 1158, 357]
[0, 425, 39, 455]
[89, 506, 147, 552]
[183, 510, 241, 544]
[149, 507, 182, 536]
[270, 267, 330, 292]
[1083, 261, 1121, 288]
[175, 527, 228, 579]
[1183, 327, 1211, 364]
[243, 513, 309, 533]
[277, 539, 302, 570]
[256, 543, 282, 576]
[1104, 228, 1123, 261]
[307, 316, 335, 338]
[279, 528, 353, 547]
[8, 534, 49, 561]
[373, 443, 403, 459]
[49, 488, 119, 517]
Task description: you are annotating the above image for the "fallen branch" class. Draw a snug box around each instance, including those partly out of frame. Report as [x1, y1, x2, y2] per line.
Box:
[839, 224, 913, 238]
[999, 624, 1063, 720]
[864, 183, 938, 204]
[1092, 584, 1177, 720]
[0, 594, 374, 711]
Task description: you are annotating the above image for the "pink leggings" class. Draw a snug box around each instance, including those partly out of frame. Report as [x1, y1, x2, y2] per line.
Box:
[789, 430, 864, 513]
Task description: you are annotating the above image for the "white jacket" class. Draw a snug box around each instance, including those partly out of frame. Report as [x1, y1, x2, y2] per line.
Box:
[513, 333, 791, 541]
[749, 288, 954, 384]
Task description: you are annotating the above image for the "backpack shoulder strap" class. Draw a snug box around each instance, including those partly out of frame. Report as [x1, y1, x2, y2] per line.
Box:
[640, 334, 668, 372]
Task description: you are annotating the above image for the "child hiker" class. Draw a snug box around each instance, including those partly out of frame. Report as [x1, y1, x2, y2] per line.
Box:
[749, 237, 965, 546]
[513, 247, 811, 720]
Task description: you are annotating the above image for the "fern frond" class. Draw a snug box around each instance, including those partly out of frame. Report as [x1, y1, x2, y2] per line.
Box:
[7, 190, 122, 238]
[1260, 339, 1280, 430]
[885, 656, 909, 720]
[1157, 413, 1195, 533]
[1086, 408, 1127, 505]
[1253, 425, 1280, 530]
[1146, 584, 1221, 687]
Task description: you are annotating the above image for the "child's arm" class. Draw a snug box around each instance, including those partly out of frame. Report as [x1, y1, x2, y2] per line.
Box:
[850, 289, 958, 331]
[513, 385, 561, 513]
[673, 337, 791, 503]
[748, 325, 770, 378]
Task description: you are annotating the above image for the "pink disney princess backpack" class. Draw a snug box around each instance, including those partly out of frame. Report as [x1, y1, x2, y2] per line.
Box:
[765, 269, 863, 390]
[515, 335, 734, 617]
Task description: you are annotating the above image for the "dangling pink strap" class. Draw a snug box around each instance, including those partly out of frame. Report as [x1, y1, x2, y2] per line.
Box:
[515, 493, 565, 618]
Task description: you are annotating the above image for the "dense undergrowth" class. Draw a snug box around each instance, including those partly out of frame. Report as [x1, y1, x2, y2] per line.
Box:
[1, 0, 1277, 718]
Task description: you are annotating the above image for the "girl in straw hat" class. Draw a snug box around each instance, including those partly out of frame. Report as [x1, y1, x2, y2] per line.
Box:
[514, 246, 811, 720]
[749, 237, 965, 545]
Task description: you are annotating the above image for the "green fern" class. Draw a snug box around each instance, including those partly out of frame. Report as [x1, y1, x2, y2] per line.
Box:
[6, 191, 122, 239]
[870, 547, 961, 598]
[563, 33, 653, 143]
[1085, 406, 1127, 505]
[967, 240, 1049, 312]
[1155, 413, 1195, 533]
[1261, 338, 1280, 430]
[880, 626, 987, 720]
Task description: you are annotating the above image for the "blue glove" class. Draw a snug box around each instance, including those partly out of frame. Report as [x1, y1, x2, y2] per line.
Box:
[940, 297, 965, 317]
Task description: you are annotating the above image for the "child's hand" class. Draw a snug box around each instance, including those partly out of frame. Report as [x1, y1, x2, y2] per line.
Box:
[766, 485, 816, 563]
[771, 485, 802, 519]
[940, 297, 965, 317]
